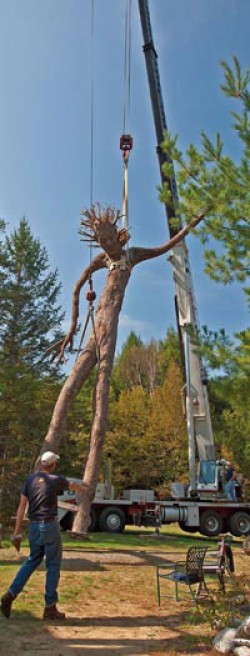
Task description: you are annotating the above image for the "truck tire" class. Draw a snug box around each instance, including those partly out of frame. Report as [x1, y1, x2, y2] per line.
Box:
[178, 521, 197, 534]
[200, 510, 223, 537]
[229, 512, 250, 537]
[98, 506, 126, 533]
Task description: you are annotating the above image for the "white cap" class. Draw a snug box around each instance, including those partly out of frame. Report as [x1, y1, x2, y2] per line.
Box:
[41, 451, 60, 465]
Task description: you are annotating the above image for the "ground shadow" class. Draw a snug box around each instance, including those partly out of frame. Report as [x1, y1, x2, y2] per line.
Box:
[0, 557, 106, 572]
[50, 611, 189, 627]
[61, 549, 186, 568]
[0, 609, 211, 656]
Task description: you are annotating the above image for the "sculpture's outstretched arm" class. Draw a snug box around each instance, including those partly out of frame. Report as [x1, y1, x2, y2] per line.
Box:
[130, 212, 206, 266]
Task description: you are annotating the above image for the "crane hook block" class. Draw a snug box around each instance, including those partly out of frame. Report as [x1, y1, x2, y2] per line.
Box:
[120, 134, 133, 152]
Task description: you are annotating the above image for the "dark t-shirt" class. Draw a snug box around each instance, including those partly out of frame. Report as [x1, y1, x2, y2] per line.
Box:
[22, 471, 70, 521]
[225, 467, 235, 482]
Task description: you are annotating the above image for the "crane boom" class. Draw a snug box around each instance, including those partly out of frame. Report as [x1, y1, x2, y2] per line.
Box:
[138, 0, 215, 492]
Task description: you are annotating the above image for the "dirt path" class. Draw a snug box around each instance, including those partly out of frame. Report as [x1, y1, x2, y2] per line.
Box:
[0, 547, 219, 656]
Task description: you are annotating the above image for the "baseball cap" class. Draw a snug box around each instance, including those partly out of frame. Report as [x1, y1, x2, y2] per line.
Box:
[41, 451, 60, 465]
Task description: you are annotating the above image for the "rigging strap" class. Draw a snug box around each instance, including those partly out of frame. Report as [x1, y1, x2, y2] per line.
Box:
[120, 134, 133, 235]
[108, 257, 132, 273]
[75, 306, 91, 361]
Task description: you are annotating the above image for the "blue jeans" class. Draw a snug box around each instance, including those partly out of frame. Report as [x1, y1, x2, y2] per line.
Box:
[225, 480, 237, 502]
[9, 519, 62, 607]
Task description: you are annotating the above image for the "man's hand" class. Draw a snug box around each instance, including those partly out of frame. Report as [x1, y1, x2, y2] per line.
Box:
[11, 533, 22, 552]
[69, 481, 86, 495]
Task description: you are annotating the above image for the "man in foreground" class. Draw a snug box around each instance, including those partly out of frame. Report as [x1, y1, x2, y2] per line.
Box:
[1, 450, 84, 620]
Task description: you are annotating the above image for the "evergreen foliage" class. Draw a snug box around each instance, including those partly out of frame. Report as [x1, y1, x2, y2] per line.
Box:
[0, 218, 64, 521]
[161, 57, 250, 295]
[0, 218, 64, 370]
[158, 57, 250, 497]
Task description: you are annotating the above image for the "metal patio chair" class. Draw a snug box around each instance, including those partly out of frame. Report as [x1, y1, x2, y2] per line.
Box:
[156, 546, 209, 605]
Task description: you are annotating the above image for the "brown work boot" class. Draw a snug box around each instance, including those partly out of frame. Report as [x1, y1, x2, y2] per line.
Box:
[1, 591, 15, 618]
[43, 604, 66, 620]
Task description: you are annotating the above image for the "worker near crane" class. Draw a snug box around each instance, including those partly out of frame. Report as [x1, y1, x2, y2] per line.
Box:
[0, 451, 84, 620]
[224, 461, 237, 502]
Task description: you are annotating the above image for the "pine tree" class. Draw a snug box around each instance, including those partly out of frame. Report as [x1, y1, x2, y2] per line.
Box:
[0, 218, 64, 370]
[0, 218, 64, 521]
[161, 56, 250, 313]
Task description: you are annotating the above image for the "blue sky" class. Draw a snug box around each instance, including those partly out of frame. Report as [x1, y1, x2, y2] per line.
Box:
[0, 0, 249, 362]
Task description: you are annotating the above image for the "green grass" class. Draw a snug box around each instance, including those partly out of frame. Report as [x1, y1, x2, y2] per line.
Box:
[2, 523, 243, 552]
[61, 524, 243, 551]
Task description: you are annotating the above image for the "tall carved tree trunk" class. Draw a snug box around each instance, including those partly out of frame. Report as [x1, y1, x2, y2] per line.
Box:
[72, 267, 130, 531]
[40, 206, 205, 533]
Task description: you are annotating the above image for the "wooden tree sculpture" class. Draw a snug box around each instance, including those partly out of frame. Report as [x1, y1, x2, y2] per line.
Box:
[40, 204, 205, 533]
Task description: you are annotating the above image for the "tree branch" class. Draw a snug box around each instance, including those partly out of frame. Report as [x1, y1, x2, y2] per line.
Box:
[49, 252, 107, 363]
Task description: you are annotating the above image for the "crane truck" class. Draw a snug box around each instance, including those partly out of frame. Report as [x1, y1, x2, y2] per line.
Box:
[58, 0, 250, 539]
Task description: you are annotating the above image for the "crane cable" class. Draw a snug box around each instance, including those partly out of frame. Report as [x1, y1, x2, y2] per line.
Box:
[77, 1, 133, 361]
[76, 0, 99, 364]
[120, 0, 133, 255]
[122, 0, 132, 136]
[89, 0, 95, 215]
